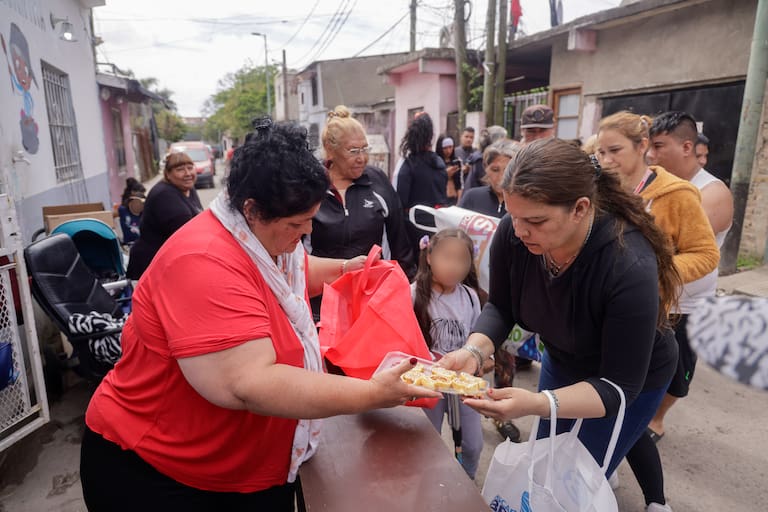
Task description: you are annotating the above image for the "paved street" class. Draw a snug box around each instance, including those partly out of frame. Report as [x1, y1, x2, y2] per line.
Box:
[1, 166, 767, 511]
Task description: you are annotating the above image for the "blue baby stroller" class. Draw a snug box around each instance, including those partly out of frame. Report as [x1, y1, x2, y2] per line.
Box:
[50, 219, 132, 313]
[25, 219, 132, 384]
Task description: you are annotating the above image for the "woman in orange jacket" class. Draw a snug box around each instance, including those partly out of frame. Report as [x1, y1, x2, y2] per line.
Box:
[596, 111, 719, 512]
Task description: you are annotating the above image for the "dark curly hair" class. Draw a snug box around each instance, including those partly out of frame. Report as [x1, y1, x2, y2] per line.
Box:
[400, 112, 434, 158]
[227, 120, 329, 222]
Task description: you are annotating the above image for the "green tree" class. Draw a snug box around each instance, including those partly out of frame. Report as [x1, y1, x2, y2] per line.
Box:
[139, 77, 178, 112]
[203, 63, 275, 143]
[135, 76, 185, 141]
[155, 109, 187, 143]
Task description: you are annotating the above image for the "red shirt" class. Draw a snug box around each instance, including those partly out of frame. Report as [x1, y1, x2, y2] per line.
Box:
[86, 211, 306, 492]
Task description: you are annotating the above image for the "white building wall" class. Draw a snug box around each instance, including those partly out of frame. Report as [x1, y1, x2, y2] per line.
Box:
[0, 0, 109, 241]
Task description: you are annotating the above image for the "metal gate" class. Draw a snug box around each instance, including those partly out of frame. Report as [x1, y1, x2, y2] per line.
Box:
[0, 193, 50, 451]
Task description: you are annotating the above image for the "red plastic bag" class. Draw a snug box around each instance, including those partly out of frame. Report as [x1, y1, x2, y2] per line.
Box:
[319, 246, 437, 408]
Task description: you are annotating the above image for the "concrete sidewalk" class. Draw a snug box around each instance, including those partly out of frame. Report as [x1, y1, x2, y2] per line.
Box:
[717, 264, 768, 297]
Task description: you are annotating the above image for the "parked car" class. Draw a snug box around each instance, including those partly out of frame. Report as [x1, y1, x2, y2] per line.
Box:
[168, 142, 215, 189]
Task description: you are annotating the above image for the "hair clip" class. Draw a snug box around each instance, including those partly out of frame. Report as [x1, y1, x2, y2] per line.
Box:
[251, 116, 273, 137]
[419, 235, 431, 251]
[414, 111, 426, 119]
[589, 154, 602, 178]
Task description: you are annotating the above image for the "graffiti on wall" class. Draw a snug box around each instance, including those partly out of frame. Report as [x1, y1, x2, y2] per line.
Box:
[1, 23, 39, 154]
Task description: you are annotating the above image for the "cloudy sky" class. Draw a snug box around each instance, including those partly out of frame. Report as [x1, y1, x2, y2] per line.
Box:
[93, 0, 621, 117]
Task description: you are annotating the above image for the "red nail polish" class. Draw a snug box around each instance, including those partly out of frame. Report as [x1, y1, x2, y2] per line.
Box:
[488, 388, 493, 395]
[409, 357, 417, 365]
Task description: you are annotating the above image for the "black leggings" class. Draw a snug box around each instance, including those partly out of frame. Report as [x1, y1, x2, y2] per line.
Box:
[626, 430, 666, 505]
[80, 427, 296, 512]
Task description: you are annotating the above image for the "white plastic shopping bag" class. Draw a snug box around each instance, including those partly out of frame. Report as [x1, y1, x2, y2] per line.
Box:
[409, 205, 499, 292]
[482, 379, 625, 512]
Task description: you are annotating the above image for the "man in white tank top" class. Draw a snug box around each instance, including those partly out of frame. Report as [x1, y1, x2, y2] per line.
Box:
[646, 112, 734, 441]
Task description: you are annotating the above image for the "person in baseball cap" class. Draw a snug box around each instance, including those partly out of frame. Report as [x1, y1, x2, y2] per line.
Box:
[520, 104, 555, 144]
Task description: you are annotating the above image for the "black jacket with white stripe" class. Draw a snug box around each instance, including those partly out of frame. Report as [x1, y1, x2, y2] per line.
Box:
[306, 166, 416, 279]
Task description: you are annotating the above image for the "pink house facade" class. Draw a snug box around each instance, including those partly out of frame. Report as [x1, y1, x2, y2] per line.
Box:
[96, 73, 161, 207]
[380, 48, 458, 157]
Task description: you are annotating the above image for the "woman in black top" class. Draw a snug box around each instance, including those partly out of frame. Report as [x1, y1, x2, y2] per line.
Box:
[126, 152, 203, 279]
[458, 139, 520, 218]
[396, 113, 448, 252]
[441, 139, 680, 511]
[307, 106, 415, 318]
[435, 134, 462, 205]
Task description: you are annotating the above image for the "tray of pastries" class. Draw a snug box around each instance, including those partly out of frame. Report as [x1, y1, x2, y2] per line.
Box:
[374, 351, 489, 397]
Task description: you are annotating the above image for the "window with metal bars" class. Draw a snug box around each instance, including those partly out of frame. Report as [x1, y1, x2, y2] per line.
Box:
[41, 62, 84, 183]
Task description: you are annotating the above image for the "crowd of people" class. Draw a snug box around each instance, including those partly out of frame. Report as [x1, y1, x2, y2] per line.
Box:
[86, 101, 733, 512]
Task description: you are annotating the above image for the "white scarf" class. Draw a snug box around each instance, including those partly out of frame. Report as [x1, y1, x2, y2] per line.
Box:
[209, 191, 322, 483]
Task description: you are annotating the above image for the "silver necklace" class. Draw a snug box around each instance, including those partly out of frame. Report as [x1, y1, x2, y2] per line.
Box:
[543, 213, 595, 277]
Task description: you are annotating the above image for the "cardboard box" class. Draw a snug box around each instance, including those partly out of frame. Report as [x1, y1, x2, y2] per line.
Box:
[43, 203, 115, 233]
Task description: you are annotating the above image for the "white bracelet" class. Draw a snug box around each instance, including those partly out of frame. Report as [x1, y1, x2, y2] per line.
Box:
[341, 260, 348, 275]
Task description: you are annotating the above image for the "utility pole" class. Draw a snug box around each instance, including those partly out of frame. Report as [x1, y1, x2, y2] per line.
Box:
[282, 49, 289, 121]
[482, 0, 496, 126]
[494, 0, 508, 126]
[548, 0, 559, 27]
[721, 0, 768, 272]
[252, 32, 271, 117]
[410, 0, 417, 52]
[454, 0, 468, 130]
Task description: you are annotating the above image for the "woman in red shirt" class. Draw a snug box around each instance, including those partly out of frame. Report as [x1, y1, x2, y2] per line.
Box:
[80, 121, 438, 511]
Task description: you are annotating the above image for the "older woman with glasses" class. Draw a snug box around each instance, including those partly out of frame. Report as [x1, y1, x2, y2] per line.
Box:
[306, 105, 415, 319]
[126, 152, 203, 280]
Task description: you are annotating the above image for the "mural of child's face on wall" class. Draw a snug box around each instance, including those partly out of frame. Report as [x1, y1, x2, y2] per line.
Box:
[1, 22, 39, 154]
[11, 44, 31, 91]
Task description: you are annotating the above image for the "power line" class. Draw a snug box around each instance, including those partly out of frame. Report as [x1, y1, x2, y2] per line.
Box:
[94, 13, 340, 24]
[281, 0, 321, 47]
[290, 0, 349, 67]
[307, 0, 358, 63]
[353, 11, 409, 57]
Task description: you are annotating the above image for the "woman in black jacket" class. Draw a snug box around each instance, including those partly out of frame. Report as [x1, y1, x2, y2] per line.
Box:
[459, 139, 521, 218]
[307, 106, 415, 317]
[435, 134, 462, 205]
[126, 152, 203, 279]
[441, 139, 681, 511]
[396, 112, 448, 253]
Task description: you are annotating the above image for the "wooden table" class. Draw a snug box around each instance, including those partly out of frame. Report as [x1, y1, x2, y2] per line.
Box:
[298, 406, 490, 511]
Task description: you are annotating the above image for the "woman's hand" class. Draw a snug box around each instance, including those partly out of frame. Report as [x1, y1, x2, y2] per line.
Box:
[438, 348, 479, 375]
[446, 164, 460, 178]
[439, 334, 495, 375]
[343, 254, 369, 274]
[368, 358, 442, 408]
[462, 387, 549, 422]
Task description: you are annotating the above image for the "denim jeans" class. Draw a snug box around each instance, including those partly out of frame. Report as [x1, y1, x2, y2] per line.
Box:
[536, 351, 667, 477]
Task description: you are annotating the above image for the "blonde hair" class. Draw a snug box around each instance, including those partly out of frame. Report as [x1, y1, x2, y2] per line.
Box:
[322, 105, 365, 152]
[598, 111, 653, 147]
[581, 134, 598, 155]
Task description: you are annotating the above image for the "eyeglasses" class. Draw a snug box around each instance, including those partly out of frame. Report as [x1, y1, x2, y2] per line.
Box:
[345, 146, 372, 157]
